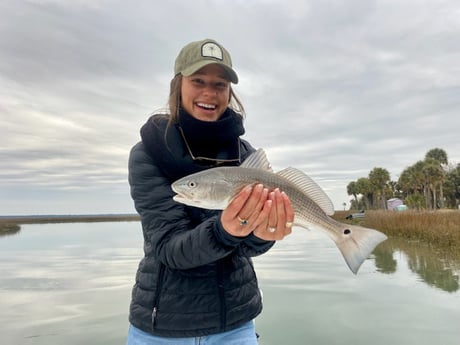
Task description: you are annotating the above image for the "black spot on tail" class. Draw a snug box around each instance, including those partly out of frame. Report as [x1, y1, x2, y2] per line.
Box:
[344, 229, 351, 235]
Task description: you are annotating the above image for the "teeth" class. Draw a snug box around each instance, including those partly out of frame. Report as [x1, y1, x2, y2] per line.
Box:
[197, 103, 216, 109]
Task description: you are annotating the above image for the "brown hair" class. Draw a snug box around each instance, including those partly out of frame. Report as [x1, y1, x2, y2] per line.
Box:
[167, 74, 245, 126]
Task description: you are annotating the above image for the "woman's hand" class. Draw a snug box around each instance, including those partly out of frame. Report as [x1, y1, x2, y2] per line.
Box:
[253, 188, 294, 241]
[220, 184, 294, 240]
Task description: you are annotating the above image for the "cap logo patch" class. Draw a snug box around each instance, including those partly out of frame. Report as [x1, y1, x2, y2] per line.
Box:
[201, 42, 223, 60]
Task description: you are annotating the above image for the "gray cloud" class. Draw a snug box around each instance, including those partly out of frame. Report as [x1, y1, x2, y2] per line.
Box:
[1, 0, 459, 214]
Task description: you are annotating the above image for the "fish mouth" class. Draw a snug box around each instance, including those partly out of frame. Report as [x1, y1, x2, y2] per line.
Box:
[172, 194, 186, 202]
[173, 193, 205, 208]
[173, 193, 199, 204]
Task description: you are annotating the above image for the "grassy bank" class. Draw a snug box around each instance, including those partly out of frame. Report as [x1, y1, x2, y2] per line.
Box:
[0, 214, 140, 235]
[0, 223, 21, 236]
[333, 210, 460, 256]
[0, 214, 140, 225]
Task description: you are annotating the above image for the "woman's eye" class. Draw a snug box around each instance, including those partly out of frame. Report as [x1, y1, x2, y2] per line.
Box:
[192, 79, 204, 85]
[215, 82, 228, 90]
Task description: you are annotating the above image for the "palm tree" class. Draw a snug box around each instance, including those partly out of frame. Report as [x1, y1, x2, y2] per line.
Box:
[356, 177, 372, 209]
[444, 163, 460, 208]
[398, 161, 427, 208]
[425, 148, 448, 208]
[398, 167, 413, 198]
[369, 167, 390, 209]
[346, 181, 359, 207]
[423, 158, 445, 209]
[413, 161, 430, 208]
[425, 148, 448, 165]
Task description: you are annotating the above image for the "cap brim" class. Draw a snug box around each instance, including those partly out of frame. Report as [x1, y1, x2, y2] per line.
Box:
[181, 60, 239, 84]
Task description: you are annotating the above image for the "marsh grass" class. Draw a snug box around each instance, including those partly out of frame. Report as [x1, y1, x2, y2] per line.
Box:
[0, 223, 21, 236]
[0, 214, 140, 237]
[334, 210, 460, 257]
[0, 214, 140, 225]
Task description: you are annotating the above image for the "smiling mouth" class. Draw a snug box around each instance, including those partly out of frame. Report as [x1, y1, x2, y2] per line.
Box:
[196, 102, 217, 110]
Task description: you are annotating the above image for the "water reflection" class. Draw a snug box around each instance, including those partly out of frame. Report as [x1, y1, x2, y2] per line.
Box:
[255, 231, 460, 345]
[374, 237, 460, 293]
[0, 222, 143, 345]
[1, 223, 459, 345]
[0, 224, 21, 237]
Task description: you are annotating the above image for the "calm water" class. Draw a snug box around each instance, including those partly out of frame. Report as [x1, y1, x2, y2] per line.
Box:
[0, 222, 459, 345]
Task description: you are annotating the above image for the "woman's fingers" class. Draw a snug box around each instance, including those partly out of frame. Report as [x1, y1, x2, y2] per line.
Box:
[221, 184, 294, 239]
[281, 191, 294, 235]
[253, 189, 294, 240]
[221, 184, 267, 237]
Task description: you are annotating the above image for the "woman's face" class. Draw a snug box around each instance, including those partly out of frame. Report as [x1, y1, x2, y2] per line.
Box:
[181, 64, 231, 122]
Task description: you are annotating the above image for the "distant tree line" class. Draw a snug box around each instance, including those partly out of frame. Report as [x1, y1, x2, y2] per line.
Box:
[347, 148, 460, 210]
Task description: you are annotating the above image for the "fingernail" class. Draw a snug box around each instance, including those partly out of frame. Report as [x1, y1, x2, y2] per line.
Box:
[244, 185, 253, 192]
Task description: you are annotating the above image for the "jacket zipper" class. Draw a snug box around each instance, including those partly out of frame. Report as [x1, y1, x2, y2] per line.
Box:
[152, 263, 165, 330]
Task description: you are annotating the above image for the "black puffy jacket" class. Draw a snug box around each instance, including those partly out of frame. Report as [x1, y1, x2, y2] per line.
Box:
[127, 112, 275, 337]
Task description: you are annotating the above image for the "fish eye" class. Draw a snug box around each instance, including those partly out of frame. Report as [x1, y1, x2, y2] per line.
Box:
[187, 181, 197, 188]
[344, 229, 351, 235]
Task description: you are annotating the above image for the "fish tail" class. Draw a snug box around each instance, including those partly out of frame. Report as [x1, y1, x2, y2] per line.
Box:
[335, 226, 387, 274]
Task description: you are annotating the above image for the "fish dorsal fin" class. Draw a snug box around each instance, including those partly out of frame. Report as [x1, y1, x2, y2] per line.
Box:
[277, 167, 335, 215]
[241, 149, 273, 172]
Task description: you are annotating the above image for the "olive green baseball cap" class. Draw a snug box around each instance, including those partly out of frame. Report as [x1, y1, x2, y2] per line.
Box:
[174, 38, 239, 84]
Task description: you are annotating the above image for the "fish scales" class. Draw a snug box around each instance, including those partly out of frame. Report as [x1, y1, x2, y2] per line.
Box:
[219, 167, 332, 231]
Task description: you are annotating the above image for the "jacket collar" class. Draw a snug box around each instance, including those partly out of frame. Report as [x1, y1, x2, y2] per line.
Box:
[140, 110, 246, 181]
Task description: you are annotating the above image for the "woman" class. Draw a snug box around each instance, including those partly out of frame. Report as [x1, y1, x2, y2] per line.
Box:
[126, 38, 294, 344]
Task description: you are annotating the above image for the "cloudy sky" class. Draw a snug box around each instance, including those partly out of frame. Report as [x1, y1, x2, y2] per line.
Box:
[1, 0, 459, 215]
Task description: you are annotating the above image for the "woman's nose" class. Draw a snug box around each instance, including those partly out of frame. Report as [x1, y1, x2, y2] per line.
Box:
[202, 84, 217, 95]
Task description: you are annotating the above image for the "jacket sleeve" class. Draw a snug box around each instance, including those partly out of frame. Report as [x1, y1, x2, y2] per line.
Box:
[213, 217, 275, 257]
[129, 142, 242, 270]
[240, 234, 276, 256]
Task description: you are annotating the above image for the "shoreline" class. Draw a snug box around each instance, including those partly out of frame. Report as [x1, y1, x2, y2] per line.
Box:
[2, 211, 460, 252]
[0, 214, 140, 225]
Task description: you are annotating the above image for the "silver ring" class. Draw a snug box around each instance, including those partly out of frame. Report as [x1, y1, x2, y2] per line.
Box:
[268, 227, 276, 233]
[237, 216, 249, 226]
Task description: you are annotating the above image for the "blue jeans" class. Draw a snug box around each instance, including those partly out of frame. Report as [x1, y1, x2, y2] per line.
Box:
[126, 321, 258, 345]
